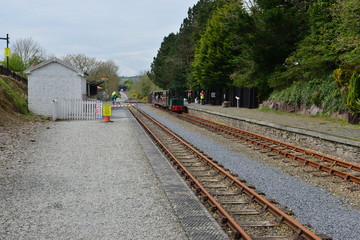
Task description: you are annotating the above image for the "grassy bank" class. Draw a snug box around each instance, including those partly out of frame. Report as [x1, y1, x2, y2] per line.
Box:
[0, 75, 33, 127]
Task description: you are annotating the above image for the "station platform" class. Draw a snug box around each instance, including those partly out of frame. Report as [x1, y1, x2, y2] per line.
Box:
[186, 103, 360, 148]
[0, 111, 227, 240]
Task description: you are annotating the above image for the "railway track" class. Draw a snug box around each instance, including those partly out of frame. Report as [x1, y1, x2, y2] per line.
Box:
[129, 106, 326, 240]
[176, 112, 360, 185]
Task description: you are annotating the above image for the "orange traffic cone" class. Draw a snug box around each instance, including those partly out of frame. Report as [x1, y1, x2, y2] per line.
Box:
[104, 116, 112, 122]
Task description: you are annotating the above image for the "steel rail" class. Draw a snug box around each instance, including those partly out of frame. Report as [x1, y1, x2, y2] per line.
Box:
[130, 108, 252, 239]
[181, 113, 360, 171]
[131, 107, 322, 240]
[179, 113, 360, 184]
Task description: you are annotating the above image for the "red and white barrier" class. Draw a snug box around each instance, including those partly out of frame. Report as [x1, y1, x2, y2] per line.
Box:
[111, 104, 136, 107]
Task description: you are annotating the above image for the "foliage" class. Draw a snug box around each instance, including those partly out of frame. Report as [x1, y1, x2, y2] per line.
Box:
[12, 37, 46, 68]
[62, 53, 121, 93]
[149, 33, 178, 89]
[0, 76, 29, 116]
[62, 54, 99, 73]
[122, 78, 134, 90]
[192, 0, 311, 99]
[0, 53, 27, 72]
[87, 60, 120, 93]
[332, 0, 360, 70]
[130, 72, 159, 99]
[269, 75, 346, 113]
[346, 71, 360, 113]
[62, 53, 121, 94]
[191, 1, 252, 90]
[255, 2, 309, 65]
[150, 0, 231, 90]
[150, 0, 358, 115]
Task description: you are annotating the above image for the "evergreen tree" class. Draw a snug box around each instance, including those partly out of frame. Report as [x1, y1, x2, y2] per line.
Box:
[242, 0, 312, 94]
[332, 0, 360, 70]
[150, 0, 231, 90]
[275, 0, 338, 87]
[347, 71, 360, 113]
[149, 33, 178, 89]
[191, 1, 252, 89]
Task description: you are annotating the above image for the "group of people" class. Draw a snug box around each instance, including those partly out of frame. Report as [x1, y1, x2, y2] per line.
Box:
[187, 90, 205, 105]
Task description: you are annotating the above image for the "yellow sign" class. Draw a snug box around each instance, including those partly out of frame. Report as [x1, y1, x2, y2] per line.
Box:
[102, 104, 112, 116]
[4, 48, 10, 57]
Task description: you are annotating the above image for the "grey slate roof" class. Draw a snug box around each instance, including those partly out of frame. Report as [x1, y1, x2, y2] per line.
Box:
[24, 57, 85, 77]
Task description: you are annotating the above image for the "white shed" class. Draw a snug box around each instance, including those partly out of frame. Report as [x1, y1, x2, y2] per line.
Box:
[25, 57, 87, 117]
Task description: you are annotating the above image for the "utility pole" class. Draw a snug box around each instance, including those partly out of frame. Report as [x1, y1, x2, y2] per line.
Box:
[1, 34, 10, 68]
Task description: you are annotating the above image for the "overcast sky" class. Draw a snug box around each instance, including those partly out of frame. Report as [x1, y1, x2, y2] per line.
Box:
[1, 0, 199, 76]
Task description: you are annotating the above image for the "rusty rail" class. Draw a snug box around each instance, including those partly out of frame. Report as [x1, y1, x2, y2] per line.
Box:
[183, 113, 360, 171]
[130, 107, 323, 240]
[179, 113, 360, 184]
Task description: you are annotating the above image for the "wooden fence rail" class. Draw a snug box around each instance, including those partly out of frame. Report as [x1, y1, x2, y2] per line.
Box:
[53, 99, 102, 121]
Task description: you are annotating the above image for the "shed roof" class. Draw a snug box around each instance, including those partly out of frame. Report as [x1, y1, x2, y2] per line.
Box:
[88, 80, 105, 86]
[24, 57, 85, 77]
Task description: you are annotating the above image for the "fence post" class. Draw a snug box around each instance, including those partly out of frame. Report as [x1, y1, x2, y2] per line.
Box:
[53, 99, 58, 121]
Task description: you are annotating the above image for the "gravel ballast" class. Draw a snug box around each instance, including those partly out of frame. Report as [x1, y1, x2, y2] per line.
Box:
[140, 105, 360, 240]
[0, 119, 188, 239]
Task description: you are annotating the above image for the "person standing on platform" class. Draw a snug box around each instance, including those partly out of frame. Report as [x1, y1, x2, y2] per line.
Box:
[200, 90, 205, 105]
[111, 91, 117, 104]
[188, 91, 192, 104]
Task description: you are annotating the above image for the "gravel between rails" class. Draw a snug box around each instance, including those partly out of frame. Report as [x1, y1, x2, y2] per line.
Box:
[140, 105, 360, 240]
[0, 119, 188, 240]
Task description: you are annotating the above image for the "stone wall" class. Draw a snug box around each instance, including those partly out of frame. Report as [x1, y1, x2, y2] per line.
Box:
[262, 100, 349, 120]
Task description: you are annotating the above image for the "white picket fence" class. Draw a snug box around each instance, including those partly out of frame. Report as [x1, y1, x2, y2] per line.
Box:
[53, 99, 102, 121]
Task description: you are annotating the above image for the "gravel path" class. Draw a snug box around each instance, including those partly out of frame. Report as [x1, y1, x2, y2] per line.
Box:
[140, 105, 360, 240]
[0, 119, 187, 240]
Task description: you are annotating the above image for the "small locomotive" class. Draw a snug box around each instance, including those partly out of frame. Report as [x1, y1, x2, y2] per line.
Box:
[149, 90, 185, 113]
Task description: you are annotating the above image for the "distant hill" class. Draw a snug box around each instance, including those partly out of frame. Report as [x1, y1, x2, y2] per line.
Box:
[121, 76, 139, 83]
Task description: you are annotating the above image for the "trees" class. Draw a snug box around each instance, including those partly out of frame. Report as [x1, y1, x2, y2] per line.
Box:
[332, 0, 360, 70]
[12, 37, 46, 68]
[88, 60, 120, 93]
[149, 33, 178, 89]
[62, 54, 99, 73]
[150, 0, 230, 91]
[237, 0, 312, 95]
[0, 53, 26, 72]
[62, 54, 121, 94]
[130, 72, 159, 100]
[191, 0, 309, 99]
[274, 0, 359, 118]
[332, 0, 360, 118]
[149, 0, 358, 116]
[347, 71, 360, 113]
[1, 37, 45, 72]
[191, 1, 252, 90]
[274, 0, 337, 87]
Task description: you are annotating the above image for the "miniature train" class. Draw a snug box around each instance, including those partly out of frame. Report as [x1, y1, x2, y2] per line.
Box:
[148, 90, 185, 113]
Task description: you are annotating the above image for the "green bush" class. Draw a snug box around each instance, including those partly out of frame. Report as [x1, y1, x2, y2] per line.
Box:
[347, 71, 360, 113]
[269, 75, 346, 113]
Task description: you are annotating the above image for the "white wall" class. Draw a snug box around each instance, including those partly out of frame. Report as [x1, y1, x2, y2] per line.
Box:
[28, 62, 86, 116]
